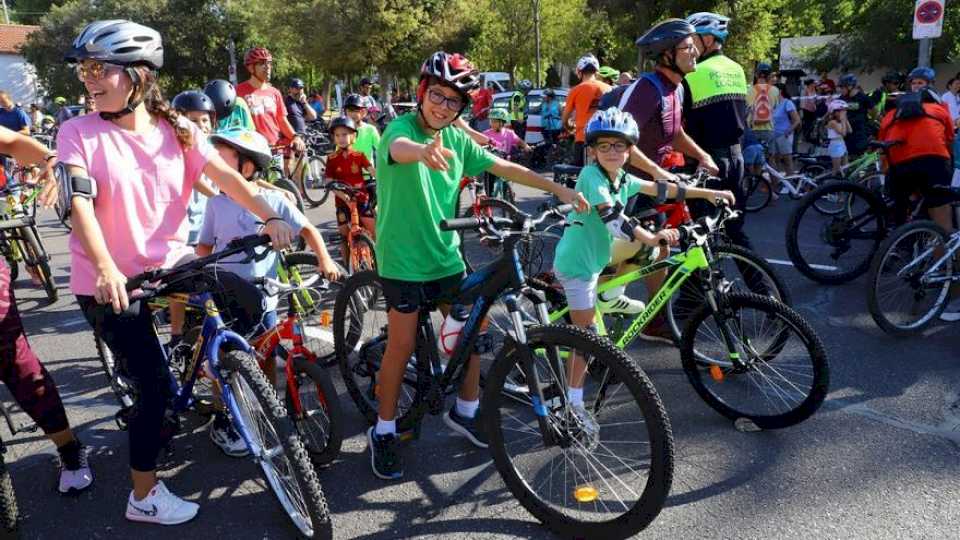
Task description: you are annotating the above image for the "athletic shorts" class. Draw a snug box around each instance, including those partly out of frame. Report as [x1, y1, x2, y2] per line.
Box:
[555, 271, 599, 311]
[381, 272, 464, 314]
[771, 133, 794, 155]
[828, 139, 847, 159]
[888, 155, 954, 209]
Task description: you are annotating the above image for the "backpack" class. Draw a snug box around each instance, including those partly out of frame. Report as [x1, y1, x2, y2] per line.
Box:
[893, 91, 933, 122]
[752, 83, 773, 124]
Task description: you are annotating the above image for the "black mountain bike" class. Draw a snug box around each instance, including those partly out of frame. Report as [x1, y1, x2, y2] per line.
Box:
[335, 205, 674, 539]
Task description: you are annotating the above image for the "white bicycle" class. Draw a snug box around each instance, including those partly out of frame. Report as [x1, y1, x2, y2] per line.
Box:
[742, 160, 826, 212]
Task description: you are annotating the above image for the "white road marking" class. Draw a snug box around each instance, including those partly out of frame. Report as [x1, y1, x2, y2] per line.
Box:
[765, 258, 838, 271]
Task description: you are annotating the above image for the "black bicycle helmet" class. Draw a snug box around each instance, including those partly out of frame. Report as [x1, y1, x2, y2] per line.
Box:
[882, 71, 905, 85]
[172, 90, 215, 116]
[838, 73, 858, 87]
[289, 77, 305, 89]
[635, 18, 696, 57]
[203, 79, 236, 120]
[328, 116, 357, 133]
[756, 62, 773, 76]
[344, 93, 366, 109]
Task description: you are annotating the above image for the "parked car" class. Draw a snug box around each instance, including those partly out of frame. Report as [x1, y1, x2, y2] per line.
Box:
[490, 88, 567, 144]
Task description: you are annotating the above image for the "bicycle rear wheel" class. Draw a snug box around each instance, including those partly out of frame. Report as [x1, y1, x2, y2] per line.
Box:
[742, 174, 772, 212]
[785, 181, 888, 284]
[286, 356, 343, 467]
[867, 220, 954, 335]
[334, 271, 419, 425]
[299, 155, 328, 208]
[680, 292, 829, 429]
[483, 324, 673, 539]
[221, 350, 332, 539]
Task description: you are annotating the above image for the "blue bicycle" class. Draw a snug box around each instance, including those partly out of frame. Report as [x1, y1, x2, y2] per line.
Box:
[116, 235, 331, 538]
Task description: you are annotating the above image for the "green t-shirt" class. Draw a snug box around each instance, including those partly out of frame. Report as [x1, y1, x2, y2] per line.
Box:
[354, 122, 381, 165]
[375, 113, 496, 281]
[217, 98, 255, 132]
[553, 165, 643, 280]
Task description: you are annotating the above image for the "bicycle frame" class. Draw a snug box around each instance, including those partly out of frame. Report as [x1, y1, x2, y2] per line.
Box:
[549, 246, 713, 349]
[902, 232, 960, 285]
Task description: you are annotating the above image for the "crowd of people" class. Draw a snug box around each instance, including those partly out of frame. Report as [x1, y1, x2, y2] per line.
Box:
[0, 7, 958, 533]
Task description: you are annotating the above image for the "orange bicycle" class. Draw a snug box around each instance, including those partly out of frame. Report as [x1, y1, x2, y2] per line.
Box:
[318, 181, 376, 273]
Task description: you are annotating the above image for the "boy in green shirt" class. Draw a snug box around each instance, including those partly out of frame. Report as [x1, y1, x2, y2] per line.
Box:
[344, 93, 381, 165]
[368, 51, 587, 480]
[553, 107, 733, 424]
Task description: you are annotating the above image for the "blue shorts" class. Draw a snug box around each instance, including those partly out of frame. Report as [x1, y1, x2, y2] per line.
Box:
[743, 144, 765, 167]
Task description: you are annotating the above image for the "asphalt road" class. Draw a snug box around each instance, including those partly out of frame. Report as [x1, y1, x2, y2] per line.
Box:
[4, 183, 959, 539]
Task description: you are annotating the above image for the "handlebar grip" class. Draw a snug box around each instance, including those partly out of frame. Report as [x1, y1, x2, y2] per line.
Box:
[553, 204, 574, 216]
[226, 234, 272, 251]
[658, 238, 669, 247]
[439, 216, 482, 231]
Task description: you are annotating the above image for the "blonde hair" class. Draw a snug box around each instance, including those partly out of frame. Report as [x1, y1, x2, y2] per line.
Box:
[130, 66, 193, 148]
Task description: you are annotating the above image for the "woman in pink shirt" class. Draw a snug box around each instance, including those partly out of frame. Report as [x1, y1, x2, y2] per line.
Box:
[58, 20, 294, 526]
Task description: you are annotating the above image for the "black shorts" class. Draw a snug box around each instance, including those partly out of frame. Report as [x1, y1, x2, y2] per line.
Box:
[888, 155, 953, 209]
[381, 272, 464, 314]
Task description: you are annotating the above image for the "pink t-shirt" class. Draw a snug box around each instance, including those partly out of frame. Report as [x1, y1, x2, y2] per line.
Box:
[482, 127, 522, 155]
[57, 114, 215, 296]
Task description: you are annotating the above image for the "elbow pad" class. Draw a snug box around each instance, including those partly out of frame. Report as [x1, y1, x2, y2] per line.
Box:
[599, 202, 638, 241]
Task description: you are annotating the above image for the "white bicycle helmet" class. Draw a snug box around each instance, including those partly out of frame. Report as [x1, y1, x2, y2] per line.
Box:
[209, 129, 273, 172]
[576, 54, 600, 73]
[685, 12, 730, 42]
[65, 19, 163, 69]
[586, 107, 639, 145]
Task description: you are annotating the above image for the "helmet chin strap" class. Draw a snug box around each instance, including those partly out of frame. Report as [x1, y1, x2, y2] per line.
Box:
[99, 67, 146, 121]
[661, 50, 686, 77]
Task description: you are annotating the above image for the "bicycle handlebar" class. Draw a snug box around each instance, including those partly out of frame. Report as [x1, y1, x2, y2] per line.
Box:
[440, 204, 573, 235]
[675, 200, 741, 246]
[126, 234, 273, 295]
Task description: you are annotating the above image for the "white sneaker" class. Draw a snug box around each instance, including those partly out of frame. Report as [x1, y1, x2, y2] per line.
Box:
[940, 298, 960, 322]
[58, 445, 93, 494]
[598, 294, 645, 315]
[125, 481, 199, 525]
[209, 415, 250, 458]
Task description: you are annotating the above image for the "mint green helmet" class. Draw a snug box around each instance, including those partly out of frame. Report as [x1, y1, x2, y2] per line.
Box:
[488, 108, 510, 122]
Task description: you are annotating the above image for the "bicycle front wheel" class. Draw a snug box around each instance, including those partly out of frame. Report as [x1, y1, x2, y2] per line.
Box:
[222, 350, 332, 539]
[867, 220, 954, 335]
[458, 197, 520, 272]
[277, 252, 344, 365]
[286, 356, 344, 467]
[334, 271, 420, 425]
[483, 324, 674, 539]
[666, 243, 792, 343]
[0, 455, 18, 533]
[22, 225, 57, 302]
[785, 181, 888, 284]
[680, 292, 829, 429]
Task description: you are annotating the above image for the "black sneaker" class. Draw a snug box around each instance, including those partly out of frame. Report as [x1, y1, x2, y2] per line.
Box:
[366, 427, 403, 480]
[443, 406, 488, 449]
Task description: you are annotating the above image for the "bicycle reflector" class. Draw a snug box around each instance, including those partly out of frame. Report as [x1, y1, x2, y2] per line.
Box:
[574, 485, 599, 503]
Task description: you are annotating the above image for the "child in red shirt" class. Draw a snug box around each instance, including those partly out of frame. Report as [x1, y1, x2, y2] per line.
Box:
[325, 116, 376, 261]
